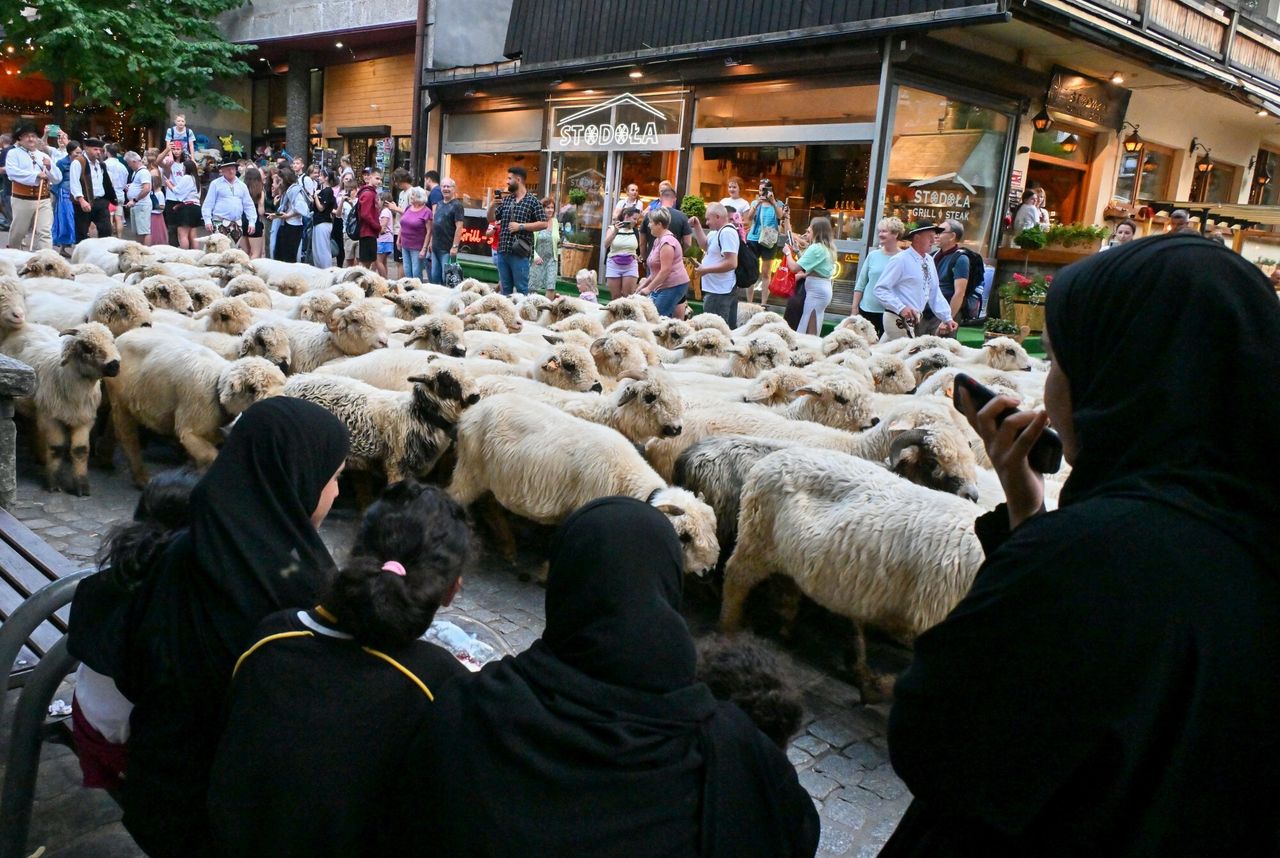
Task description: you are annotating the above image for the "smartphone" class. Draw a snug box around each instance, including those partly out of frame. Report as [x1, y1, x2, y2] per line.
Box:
[953, 373, 1063, 474]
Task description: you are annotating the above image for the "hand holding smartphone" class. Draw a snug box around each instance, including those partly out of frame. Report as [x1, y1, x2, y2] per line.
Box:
[953, 373, 1062, 474]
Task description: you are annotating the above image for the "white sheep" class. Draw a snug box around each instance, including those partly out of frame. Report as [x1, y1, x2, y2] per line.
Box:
[720, 446, 984, 700]
[0, 322, 120, 495]
[280, 300, 390, 373]
[449, 394, 719, 574]
[283, 364, 480, 482]
[475, 372, 684, 442]
[24, 286, 153, 338]
[0, 277, 29, 333]
[184, 320, 293, 374]
[106, 329, 286, 486]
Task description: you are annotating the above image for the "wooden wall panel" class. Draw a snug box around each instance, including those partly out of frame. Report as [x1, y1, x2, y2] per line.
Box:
[323, 55, 416, 136]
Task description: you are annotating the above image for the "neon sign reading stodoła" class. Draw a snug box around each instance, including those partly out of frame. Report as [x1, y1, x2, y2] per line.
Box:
[554, 93, 670, 150]
[558, 122, 660, 148]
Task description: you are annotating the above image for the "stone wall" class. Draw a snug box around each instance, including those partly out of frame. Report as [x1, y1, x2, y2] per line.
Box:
[219, 0, 415, 42]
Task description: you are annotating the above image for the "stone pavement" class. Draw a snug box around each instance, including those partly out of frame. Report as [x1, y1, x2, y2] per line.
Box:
[1, 440, 912, 857]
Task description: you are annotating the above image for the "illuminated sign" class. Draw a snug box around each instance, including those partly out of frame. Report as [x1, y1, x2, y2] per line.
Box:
[549, 92, 683, 152]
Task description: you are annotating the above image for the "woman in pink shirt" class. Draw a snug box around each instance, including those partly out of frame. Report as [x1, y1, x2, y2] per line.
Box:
[637, 208, 690, 318]
[398, 186, 433, 281]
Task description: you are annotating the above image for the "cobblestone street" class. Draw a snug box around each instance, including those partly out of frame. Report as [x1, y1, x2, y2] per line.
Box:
[2, 442, 911, 857]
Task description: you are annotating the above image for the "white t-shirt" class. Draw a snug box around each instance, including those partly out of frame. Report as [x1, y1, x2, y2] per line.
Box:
[720, 196, 750, 217]
[104, 157, 129, 197]
[702, 225, 741, 295]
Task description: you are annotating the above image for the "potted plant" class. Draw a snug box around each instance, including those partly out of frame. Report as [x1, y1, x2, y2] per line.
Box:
[1013, 227, 1048, 251]
[1044, 223, 1109, 253]
[679, 194, 706, 222]
[567, 187, 587, 206]
[559, 227, 595, 278]
[984, 316, 1031, 344]
[999, 272, 1051, 332]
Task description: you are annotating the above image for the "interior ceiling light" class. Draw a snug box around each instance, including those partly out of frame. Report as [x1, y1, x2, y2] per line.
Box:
[628, 68, 643, 79]
[334, 41, 344, 48]
[1110, 71, 1125, 84]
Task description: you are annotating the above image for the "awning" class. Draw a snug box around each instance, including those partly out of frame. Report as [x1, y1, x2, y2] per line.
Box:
[1148, 200, 1280, 228]
[888, 130, 1006, 189]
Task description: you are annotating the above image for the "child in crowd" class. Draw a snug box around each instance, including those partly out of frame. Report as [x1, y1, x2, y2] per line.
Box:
[696, 633, 805, 749]
[207, 481, 476, 856]
[575, 268, 600, 303]
[375, 191, 394, 277]
[69, 469, 200, 790]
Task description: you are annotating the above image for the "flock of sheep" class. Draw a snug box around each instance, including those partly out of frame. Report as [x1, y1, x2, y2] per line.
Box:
[0, 235, 1060, 697]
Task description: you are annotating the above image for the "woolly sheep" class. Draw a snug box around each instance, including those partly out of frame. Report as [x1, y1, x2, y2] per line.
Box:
[250, 258, 338, 293]
[461, 293, 523, 332]
[868, 353, 915, 394]
[780, 377, 879, 432]
[468, 341, 520, 364]
[751, 322, 798, 350]
[449, 394, 719, 575]
[454, 277, 497, 296]
[403, 313, 467, 357]
[225, 273, 271, 299]
[464, 312, 511, 334]
[314, 350, 521, 392]
[517, 293, 554, 323]
[185, 321, 292, 374]
[476, 372, 684, 442]
[688, 313, 733, 337]
[69, 237, 134, 273]
[822, 327, 872, 359]
[725, 332, 791, 379]
[741, 366, 812, 406]
[280, 300, 390, 373]
[106, 329, 286, 485]
[733, 311, 786, 338]
[551, 314, 605, 338]
[137, 276, 195, 315]
[0, 322, 120, 495]
[0, 259, 15, 278]
[289, 291, 343, 323]
[545, 294, 595, 322]
[19, 251, 75, 280]
[184, 279, 223, 313]
[720, 446, 984, 699]
[835, 314, 879, 348]
[284, 364, 480, 482]
[903, 348, 955, 385]
[644, 399, 979, 500]
[599, 295, 659, 325]
[590, 331, 652, 380]
[970, 336, 1036, 372]
[386, 291, 439, 321]
[25, 287, 153, 338]
[654, 318, 693, 349]
[0, 277, 28, 332]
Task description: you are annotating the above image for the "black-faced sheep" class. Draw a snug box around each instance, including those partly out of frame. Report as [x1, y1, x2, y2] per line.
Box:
[720, 446, 984, 699]
[18, 250, 74, 280]
[654, 318, 692, 349]
[283, 364, 480, 482]
[0, 322, 120, 494]
[137, 275, 195, 315]
[106, 330, 286, 486]
[449, 394, 719, 575]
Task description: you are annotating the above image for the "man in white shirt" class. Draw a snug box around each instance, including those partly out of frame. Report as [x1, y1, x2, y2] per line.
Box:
[69, 137, 116, 242]
[202, 160, 257, 242]
[690, 202, 741, 327]
[874, 218, 957, 342]
[104, 144, 130, 238]
[121, 151, 153, 245]
[5, 122, 61, 250]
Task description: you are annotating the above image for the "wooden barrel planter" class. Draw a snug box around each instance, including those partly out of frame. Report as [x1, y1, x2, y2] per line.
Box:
[559, 242, 594, 278]
[1004, 299, 1047, 333]
[984, 325, 1032, 344]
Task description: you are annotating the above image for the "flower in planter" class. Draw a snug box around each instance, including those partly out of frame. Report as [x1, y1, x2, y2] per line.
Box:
[985, 317, 1022, 335]
[1001, 272, 1051, 303]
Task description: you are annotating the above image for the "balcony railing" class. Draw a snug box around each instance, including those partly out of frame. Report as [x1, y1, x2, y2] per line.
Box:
[1058, 0, 1280, 91]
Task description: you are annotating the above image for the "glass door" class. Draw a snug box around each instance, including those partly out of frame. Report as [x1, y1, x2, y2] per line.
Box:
[551, 152, 609, 278]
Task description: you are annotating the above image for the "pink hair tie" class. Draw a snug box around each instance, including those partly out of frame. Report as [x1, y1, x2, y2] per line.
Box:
[381, 561, 407, 577]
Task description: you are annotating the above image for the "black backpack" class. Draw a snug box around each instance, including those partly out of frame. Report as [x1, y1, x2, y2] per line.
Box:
[344, 198, 361, 241]
[719, 227, 758, 291]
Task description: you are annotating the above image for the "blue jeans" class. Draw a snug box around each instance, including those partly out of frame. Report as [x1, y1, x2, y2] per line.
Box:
[651, 282, 689, 318]
[494, 251, 530, 296]
[402, 246, 426, 280]
[430, 249, 451, 285]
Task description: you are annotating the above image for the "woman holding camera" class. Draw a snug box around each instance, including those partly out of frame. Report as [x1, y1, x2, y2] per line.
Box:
[883, 234, 1280, 856]
[603, 207, 643, 297]
[744, 178, 782, 292]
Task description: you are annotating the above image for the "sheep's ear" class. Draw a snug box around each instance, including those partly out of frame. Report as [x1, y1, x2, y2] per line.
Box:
[406, 374, 431, 385]
[794, 385, 821, 398]
[591, 337, 607, 351]
[543, 334, 563, 345]
[387, 293, 405, 306]
[724, 345, 746, 355]
[616, 384, 640, 405]
[326, 307, 343, 331]
[57, 328, 77, 337]
[654, 502, 686, 517]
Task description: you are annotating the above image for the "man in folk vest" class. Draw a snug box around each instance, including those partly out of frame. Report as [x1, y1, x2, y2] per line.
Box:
[69, 137, 117, 243]
[4, 121, 61, 250]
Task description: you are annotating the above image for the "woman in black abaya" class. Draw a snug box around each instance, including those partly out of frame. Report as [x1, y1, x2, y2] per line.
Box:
[68, 397, 349, 856]
[883, 232, 1280, 856]
[403, 497, 819, 857]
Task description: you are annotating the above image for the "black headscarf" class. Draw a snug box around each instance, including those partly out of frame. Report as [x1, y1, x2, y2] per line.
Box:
[1046, 232, 1280, 562]
[405, 497, 818, 857]
[189, 396, 350, 629]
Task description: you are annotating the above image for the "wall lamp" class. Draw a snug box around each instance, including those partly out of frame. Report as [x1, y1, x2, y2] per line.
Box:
[1189, 138, 1214, 173]
[1031, 106, 1052, 132]
[1119, 121, 1142, 153]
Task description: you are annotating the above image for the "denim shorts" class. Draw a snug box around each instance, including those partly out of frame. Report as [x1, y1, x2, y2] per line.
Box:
[377, 241, 393, 255]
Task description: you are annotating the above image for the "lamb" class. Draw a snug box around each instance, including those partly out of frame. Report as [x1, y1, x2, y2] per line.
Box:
[460, 293, 523, 332]
[455, 277, 496, 296]
[185, 320, 293, 374]
[449, 394, 719, 575]
[653, 318, 692, 349]
[903, 348, 955, 385]
[224, 273, 271, 300]
[551, 314, 605, 338]
[732, 311, 786, 339]
[663, 328, 733, 363]
[516, 293, 554, 323]
[545, 294, 596, 323]
[751, 322, 798, 350]
[779, 377, 879, 432]
[868, 353, 916, 394]
[720, 446, 984, 699]
[476, 372, 684, 442]
[590, 331, 652, 381]
[464, 312, 512, 334]
[106, 329, 286, 486]
[688, 313, 733, 337]
[644, 398, 979, 499]
[835, 314, 880, 348]
[402, 313, 467, 357]
[250, 258, 337, 293]
[386, 291, 440, 321]
[0, 277, 28, 333]
[184, 280, 223, 313]
[598, 295, 659, 325]
[287, 291, 343, 322]
[741, 366, 812, 406]
[725, 332, 791, 379]
[280, 300, 390, 373]
[152, 296, 256, 336]
[822, 327, 872, 358]
[137, 276, 195, 315]
[283, 364, 480, 482]
[18, 250, 74, 280]
[0, 322, 120, 495]
[25, 286, 153, 338]
[967, 336, 1037, 372]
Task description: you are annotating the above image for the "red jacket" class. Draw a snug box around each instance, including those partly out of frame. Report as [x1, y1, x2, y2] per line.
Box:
[356, 185, 380, 238]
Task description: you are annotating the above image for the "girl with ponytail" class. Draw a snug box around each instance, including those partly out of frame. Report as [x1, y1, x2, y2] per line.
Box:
[208, 481, 476, 855]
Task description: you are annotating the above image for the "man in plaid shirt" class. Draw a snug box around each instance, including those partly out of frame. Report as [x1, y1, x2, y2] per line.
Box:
[486, 165, 547, 296]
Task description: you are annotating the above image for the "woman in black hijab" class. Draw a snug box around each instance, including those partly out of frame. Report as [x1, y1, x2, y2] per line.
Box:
[69, 397, 350, 856]
[402, 496, 818, 857]
[883, 232, 1280, 856]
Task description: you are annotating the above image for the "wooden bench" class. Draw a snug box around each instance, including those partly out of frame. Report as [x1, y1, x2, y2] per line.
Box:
[0, 509, 81, 688]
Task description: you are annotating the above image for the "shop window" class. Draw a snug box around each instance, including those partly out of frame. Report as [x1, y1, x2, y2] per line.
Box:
[1251, 148, 1280, 205]
[886, 87, 1010, 254]
[695, 80, 878, 129]
[445, 152, 543, 209]
[1113, 143, 1174, 205]
[445, 109, 543, 154]
[1191, 161, 1239, 204]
